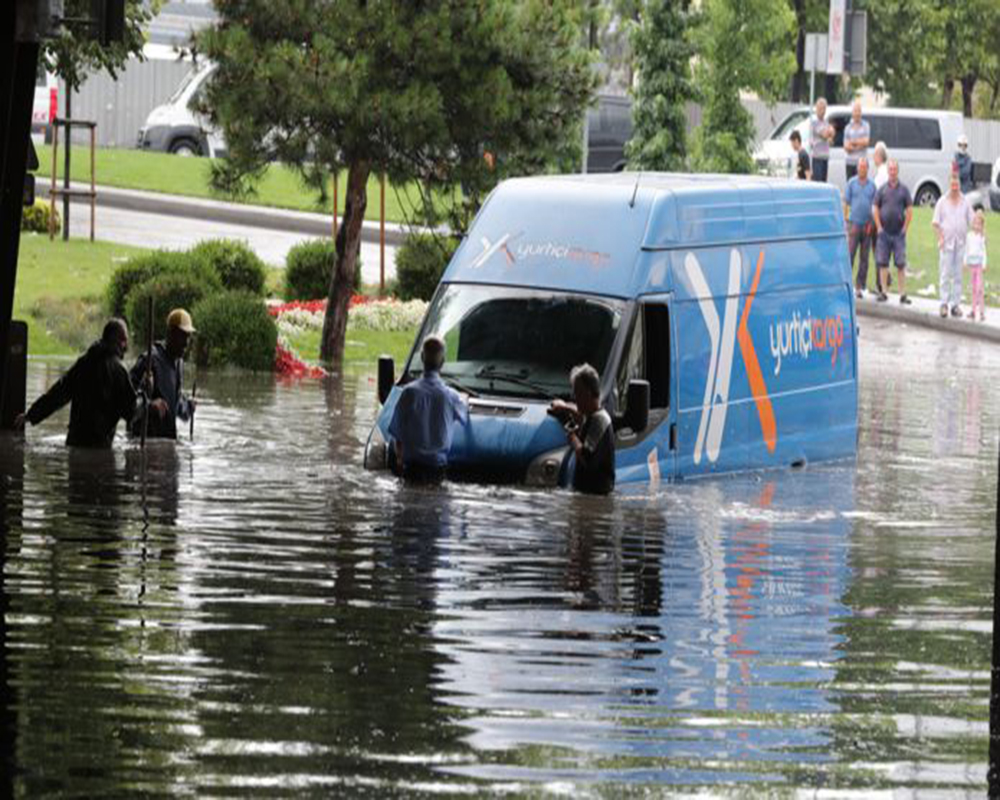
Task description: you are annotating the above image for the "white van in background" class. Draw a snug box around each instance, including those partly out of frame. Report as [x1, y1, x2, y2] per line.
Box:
[136, 61, 225, 157]
[755, 106, 964, 206]
[31, 62, 57, 145]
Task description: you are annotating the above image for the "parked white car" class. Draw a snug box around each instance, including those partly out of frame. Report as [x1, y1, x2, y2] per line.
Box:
[136, 62, 225, 157]
[755, 106, 965, 206]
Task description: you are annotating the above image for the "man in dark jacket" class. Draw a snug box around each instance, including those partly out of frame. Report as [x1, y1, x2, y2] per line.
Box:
[14, 318, 136, 447]
[955, 134, 974, 195]
[130, 308, 197, 440]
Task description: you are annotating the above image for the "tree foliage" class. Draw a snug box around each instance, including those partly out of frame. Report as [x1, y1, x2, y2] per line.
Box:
[197, 0, 596, 366]
[43, 0, 157, 92]
[625, 0, 696, 171]
[693, 0, 796, 173]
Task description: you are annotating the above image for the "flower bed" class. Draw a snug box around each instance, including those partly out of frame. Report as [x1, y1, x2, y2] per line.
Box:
[268, 295, 426, 377]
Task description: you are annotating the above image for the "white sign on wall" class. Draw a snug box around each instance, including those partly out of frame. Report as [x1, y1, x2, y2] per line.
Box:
[826, 0, 846, 75]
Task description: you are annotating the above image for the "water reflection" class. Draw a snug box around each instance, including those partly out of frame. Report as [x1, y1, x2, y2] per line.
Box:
[0, 318, 994, 794]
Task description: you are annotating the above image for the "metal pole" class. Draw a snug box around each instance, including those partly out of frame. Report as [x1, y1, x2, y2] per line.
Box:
[379, 173, 385, 294]
[49, 117, 57, 240]
[810, 68, 816, 106]
[989, 434, 1000, 797]
[332, 173, 338, 240]
[89, 125, 95, 241]
[62, 87, 70, 241]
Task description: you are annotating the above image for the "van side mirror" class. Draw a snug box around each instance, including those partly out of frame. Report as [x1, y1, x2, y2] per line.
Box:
[377, 355, 394, 404]
[626, 379, 650, 433]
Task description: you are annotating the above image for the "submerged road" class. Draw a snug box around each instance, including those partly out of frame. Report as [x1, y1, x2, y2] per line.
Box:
[0, 318, 996, 794]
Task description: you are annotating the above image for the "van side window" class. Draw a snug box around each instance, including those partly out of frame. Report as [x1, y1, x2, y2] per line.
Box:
[867, 116, 895, 149]
[896, 117, 941, 150]
[616, 304, 670, 416]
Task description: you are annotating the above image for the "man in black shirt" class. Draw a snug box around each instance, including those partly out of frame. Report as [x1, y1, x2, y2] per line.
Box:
[14, 318, 137, 447]
[549, 363, 615, 495]
[790, 130, 811, 180]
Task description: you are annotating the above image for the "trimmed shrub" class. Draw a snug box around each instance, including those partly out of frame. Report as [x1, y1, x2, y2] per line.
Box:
[192, 290, 278, 371]
[395, 233, 458, 301]
[107, 250, 220, 317]
[126, 272, 211, 350]
[189, 239, 268, 295]
[284, 239, 361, 301]
[20, 200, 60, 234]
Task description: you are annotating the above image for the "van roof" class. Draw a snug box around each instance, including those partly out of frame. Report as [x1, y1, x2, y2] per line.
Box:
[804, 105, 961, 120]
[442, 173, 844, 297]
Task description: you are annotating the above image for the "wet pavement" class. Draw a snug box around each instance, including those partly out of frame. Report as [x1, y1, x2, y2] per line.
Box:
[0, 319, 995, 796]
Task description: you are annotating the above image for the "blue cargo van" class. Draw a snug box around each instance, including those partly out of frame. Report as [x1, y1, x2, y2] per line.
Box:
[364, 173, 857, 488]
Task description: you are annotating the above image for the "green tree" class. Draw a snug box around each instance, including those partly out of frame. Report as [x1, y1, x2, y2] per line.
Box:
[693, 0, 796, 173]
[936, 0, 1000, 118]
[43, 0, 157, 91]
[863, 0, 942, 108]
[198, 0, 595, 366]
[625, 0, 696, 171]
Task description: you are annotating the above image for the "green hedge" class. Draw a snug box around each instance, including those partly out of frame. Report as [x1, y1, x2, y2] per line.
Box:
[192, 290, 277, 371]
[107, 250, 219, 317]
[126, 272, 211, 350]
[20, 200, 60, 235]
[395, 233, 457, 301]
[284, 239, 361, 300]
[189, 239, 268, 295]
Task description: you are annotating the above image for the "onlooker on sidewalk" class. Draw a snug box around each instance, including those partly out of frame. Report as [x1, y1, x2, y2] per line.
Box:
[965, 209, 988, 321]
[954, 134, 974, 195]
[932, 171, 974, 318]
[872, 141, 889, 189]
[872, 159, 913, 306]
[810, 98, 834, 183]
[844, 100, 870, 182]
[790, 130, 810, 179]
[843, 157, 876, 298]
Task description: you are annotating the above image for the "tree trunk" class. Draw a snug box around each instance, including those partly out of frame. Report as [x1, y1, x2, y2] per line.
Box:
[942, 77, 954, 109]
[961, 74, 977, 119]
[320, 159, 369, 367]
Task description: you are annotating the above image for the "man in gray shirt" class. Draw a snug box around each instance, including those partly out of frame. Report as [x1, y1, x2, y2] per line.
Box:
[844, 100, 870, 182]
[809, 98, 834, 183]
[872, 160, 914, 306]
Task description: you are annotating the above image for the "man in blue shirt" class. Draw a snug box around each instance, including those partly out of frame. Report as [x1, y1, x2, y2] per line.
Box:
[843, 157, 877, 298]
[388, 336, 468, 483]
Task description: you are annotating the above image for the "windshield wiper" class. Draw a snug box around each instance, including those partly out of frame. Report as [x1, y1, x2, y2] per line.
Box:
[439, 371, 480, 397]
[475, 366, 556, 400]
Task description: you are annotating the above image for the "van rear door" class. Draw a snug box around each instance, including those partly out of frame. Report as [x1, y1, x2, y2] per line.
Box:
[613, 295, 676, 486]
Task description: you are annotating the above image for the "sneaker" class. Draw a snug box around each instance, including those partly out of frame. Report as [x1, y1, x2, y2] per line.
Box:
[855, 287, 863, 299]
[980, 312, 986, 322]
[940, 304, 948, 318]
[951, 305, 962, 318]
[900, 295, 912, 305]
[877, 292, 888, 302]
[967, 309, 976, 319]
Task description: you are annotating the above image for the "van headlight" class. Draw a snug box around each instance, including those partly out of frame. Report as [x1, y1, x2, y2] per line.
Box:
[524, 446, 569, 488]
[364, 425, 388, 470]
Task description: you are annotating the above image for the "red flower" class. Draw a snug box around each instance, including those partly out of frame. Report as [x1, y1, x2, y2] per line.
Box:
[274, 341, 326, 379]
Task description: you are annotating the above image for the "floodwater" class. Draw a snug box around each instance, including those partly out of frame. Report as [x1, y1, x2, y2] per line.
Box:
[0, 319, 994, 797]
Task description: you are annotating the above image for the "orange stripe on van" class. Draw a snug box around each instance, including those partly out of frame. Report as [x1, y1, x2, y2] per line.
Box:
[737, 250, 777, 453]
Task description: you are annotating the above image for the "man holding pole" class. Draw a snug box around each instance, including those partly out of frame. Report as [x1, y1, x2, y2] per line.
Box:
[130, 309, 197, 440]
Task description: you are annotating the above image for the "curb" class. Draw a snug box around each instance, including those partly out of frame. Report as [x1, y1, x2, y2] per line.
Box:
[36, 181, 411, 247]
[856, 298, 1000, 344]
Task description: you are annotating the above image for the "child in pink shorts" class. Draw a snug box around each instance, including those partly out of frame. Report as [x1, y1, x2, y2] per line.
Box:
[966, 210, 987, 321]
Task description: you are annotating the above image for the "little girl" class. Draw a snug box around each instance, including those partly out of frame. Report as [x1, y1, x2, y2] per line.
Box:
[966, 210, 988, 321]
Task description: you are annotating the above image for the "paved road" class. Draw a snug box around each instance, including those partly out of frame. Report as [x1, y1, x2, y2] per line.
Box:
[64, 200, 400, 285]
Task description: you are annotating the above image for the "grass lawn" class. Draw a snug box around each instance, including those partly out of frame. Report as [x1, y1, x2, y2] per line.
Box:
[35, 145, 449, 227]
[14, 233, 418, 368]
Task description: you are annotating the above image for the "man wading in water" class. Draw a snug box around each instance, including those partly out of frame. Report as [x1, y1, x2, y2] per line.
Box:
[14, 318, 136, 447]
[388, 336, 468, 483]
[549, 364, 615, 495]
[130, 309, 197, 440]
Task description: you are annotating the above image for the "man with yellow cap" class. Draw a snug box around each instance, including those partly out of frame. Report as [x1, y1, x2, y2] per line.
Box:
[130, 308, 197, 440]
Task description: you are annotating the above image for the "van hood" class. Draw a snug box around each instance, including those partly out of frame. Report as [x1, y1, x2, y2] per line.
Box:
[378, 389, 569, 481]
[753, 138, 794, 177]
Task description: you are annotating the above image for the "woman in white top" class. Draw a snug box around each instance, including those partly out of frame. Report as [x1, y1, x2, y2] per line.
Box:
[872, 141, 889, 189]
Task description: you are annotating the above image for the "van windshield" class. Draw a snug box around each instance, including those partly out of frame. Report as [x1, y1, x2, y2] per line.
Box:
[770, 111, 809, 140]
[168, 66, 205, 104]
[407, 284, 624, 400]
